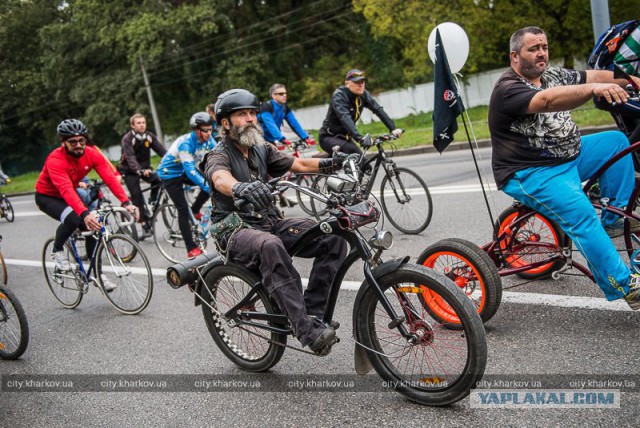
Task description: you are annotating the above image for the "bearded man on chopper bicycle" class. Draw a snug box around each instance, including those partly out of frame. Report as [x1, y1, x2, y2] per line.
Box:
[201, 89, 348, 356]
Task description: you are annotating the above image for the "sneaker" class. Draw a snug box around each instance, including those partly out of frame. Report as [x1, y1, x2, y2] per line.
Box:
[310, 315, 340, 330]
[140, 223, 153, 239]
[625, 274, 640, 310]
[604, 217, 640, 238]
[187, 247, 204, 258]
[100, 274, 117, 293]
[52, 251, 72, 272]
[309, 326, 337, 356]
[194, 213, 203, 221]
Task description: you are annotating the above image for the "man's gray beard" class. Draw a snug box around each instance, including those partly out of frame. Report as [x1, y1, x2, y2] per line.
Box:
[231, 123, 265, 148]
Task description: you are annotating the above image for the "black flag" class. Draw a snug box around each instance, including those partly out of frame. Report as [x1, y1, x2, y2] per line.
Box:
[432, 28, 465, 153]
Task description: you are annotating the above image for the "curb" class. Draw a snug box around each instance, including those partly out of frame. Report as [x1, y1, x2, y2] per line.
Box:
[4, 125, 617, 198]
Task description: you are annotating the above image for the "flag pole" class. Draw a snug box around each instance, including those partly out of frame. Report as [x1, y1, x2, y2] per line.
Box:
[454, 74, 498, 239]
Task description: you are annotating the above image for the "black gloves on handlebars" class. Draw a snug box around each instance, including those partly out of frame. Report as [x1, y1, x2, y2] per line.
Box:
[232, 180, 274, 210]
[318, 152, 350, 174]
[356, 134, 372, 149]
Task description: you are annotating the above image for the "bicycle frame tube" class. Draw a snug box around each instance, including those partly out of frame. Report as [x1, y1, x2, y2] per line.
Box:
[583, 140, 640, 192]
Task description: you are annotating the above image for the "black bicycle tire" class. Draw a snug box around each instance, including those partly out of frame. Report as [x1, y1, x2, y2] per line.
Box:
[496, 206, 566, 280]
[41, 238, 83, 309]
[380, 167, 432, 234]
[201, 264, 286, 372]
[96, 234, 153, 315]
[295, 175, 315, 216]
[417, 238, 502, 325]
[0, 250, 6, 286]
[153, 203, 185, 263]
[355, 264, 486, 406]
[309, 175, 331, 221]
[0, 286, 29, 359]
[2, 197, 14, 222]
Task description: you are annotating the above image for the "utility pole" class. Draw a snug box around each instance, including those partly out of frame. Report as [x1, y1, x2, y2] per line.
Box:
[590, 0, 610, 43]
[139, 56, 164, 144]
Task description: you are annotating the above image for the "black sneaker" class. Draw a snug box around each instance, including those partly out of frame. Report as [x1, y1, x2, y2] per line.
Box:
[140, 224, 153, 240]
[310, 315, 340, 330]
[309, 327, 336, 356]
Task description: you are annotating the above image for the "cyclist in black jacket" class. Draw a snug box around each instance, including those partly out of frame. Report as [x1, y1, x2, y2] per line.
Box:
[319, 69, 403, 154]
[117, 113, 167, 237]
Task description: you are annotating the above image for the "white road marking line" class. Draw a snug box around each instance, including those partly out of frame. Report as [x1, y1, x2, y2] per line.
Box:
[6, 258, 166, 277]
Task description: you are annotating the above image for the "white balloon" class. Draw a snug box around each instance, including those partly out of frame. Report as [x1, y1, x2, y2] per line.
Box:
[427, 22, 470, 73]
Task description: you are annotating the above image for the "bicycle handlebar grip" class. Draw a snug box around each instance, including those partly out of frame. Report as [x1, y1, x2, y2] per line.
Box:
[166, 252, 218, 289]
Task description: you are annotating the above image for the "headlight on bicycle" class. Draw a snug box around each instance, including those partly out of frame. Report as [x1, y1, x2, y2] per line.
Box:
[326, 173, 358, 193]
[370, 230, 393, 250]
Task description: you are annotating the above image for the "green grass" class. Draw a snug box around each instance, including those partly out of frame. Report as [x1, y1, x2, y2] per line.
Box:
[4, 104, 617, 196]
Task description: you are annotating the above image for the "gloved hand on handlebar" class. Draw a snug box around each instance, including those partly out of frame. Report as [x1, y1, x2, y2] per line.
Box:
[355, 134, 371, 149]
[232, 180, 274, 210]
[318, 151, 351, 173]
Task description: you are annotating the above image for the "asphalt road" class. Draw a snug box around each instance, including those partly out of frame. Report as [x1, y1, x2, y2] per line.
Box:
[1, 147, 639, 427]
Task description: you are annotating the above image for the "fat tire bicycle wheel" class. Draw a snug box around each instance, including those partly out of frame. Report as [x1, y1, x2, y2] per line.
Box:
[1, 197, 14, 222]
[309, 175, 331, 221]
[295, 174, 315, 216]
[104, 207, 139, 243]
[418, 238, 502, 326]
[0, 286, 29, 359]
[0, 249, 6, 285]
[380, 167, 432, 234]
[355, 264, 486, 406]
[201, 264, 286, 372]
[497, 206, 565, 279]
[96, 233, 153, 315]
[153, 203, 186, 263]
[42, 238, 83, 309]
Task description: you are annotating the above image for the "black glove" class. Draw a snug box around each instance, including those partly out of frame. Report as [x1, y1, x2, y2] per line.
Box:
[356, 134, 371, 149]
[318, 152, 348, 174]
[232, 181, 274, 210]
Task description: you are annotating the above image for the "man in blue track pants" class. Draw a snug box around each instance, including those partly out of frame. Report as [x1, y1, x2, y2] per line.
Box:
[489, 26, 640, 309]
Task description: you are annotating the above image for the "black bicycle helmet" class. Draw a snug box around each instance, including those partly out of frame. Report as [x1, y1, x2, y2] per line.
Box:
[214, 89, 260, 124]
[57, 119, 88, 140]
[189, 112, 214, 130]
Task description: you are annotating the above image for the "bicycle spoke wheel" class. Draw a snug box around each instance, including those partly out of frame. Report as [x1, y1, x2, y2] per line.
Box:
[2, 197, 14, 222]
[153, 203, 186, 263]
[380, 167, 432, 234]
[295, 174, 315, 216]
[42, 238, 83, 309]
[418, 238, 502, 325]
[201, 264, 286, 372]
[309, 175, 331, 221]
[103, 208, 139, 243]
[96, 234, 153, 315]
[0, 286, 29, 359]
[497, 206, 565, 279]
[355, 264, 486, 406]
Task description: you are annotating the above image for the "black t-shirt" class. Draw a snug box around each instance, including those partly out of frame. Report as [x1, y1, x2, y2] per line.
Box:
[204, 142, 294, 182]
[488, 67, 587, 188]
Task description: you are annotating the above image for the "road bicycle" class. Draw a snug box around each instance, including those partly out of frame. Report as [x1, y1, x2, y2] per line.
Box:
[78, 179, 138, 240]
[42, 206, 153, 314]
[166, 171, 487, 406]
[0, 235, 30, 360]
[418, 67, 640, 325]
[0, 188, 14, 223]
[153, 202, 212, 263]
[310, 132, 433, 235]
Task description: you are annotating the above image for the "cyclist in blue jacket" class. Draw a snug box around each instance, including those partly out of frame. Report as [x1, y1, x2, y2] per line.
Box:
[158, 112, 216, 258]
[259, 84, 315, 148]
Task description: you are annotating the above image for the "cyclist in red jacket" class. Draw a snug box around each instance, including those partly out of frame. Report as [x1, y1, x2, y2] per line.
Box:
[35, 119, 138, 277]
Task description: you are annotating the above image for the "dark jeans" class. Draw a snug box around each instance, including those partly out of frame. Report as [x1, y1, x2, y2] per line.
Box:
[227, 216, 348, 346]
[122, 171, 162, 223]
[319, 132, 362, 155]
[162, 176, 210, 252]
[35, 193, 97, 256]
